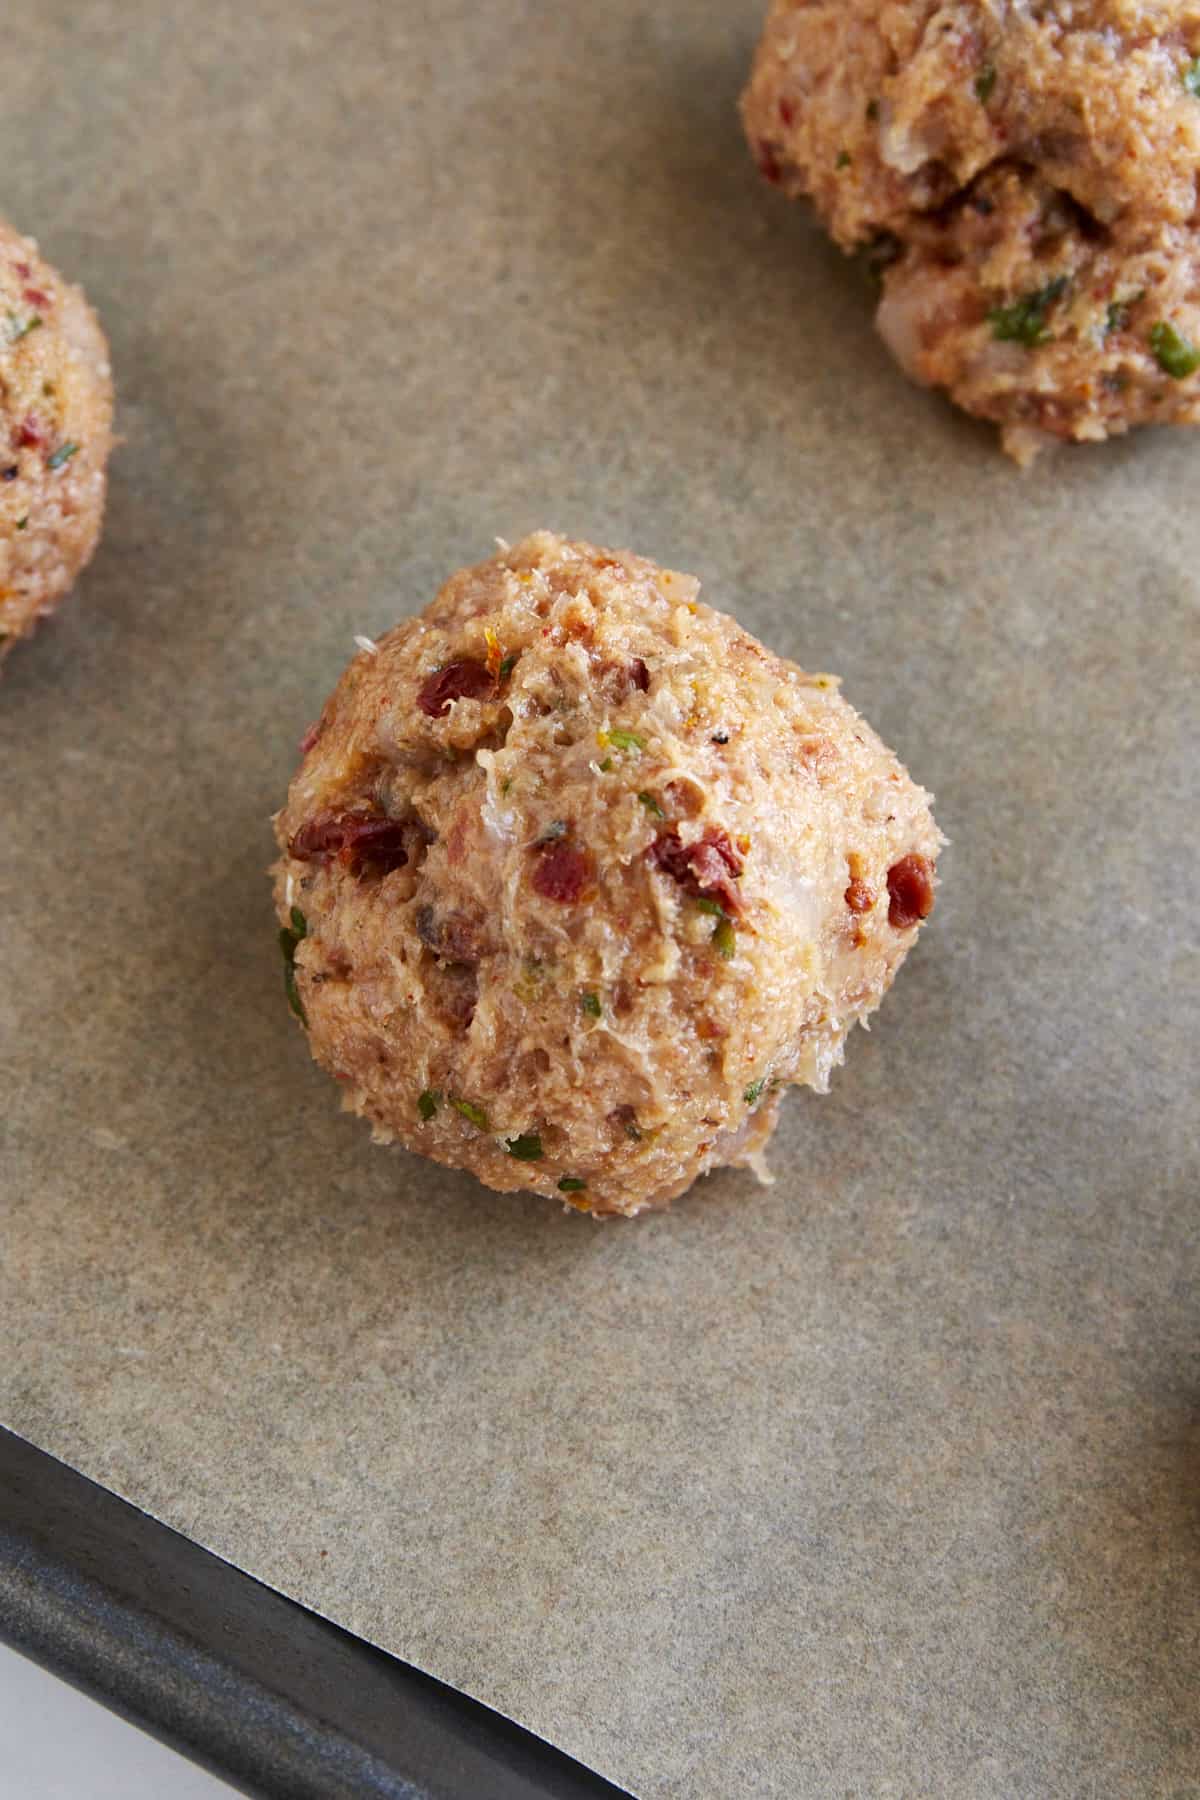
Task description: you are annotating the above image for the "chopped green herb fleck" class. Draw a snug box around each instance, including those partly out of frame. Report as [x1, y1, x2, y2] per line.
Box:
[498, 654, 517, 678]
[14, 515, 26, 530]
[558, 1176, 587, 1193]
[500, 777, 512, 794]
[1184, 57, 1200, 96]
[46, 441, 80, 470]
[987, 277, 1068, 348]
[974, 64, 996, 102]
[836, 150, 851, 169]
[694, 896, 727, 918]
[581, 992, 602, 1018]
[605, 729, 645, 753]
[8, 313, 42, 342]
[712, 917, 736, 960]
[598, 757, 613, 772]
[744, 1077, 767, 1107]
[506, 1132, 543, 1161]
[866, 98, 880, 121]
[1149, 320, 1200, 378]
[451, 1097, 489, 1130]
[637, 791, 665, 818]
[284, 963, 305, 1023]
[278, 917, 307, 1026]
[417, 1089, 440, 1121]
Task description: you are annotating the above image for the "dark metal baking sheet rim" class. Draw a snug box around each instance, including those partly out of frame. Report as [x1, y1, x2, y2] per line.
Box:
[0, 1424, 631, 1800]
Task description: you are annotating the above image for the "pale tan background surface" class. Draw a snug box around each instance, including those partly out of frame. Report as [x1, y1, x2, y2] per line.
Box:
[1, 5, 1197, 1796]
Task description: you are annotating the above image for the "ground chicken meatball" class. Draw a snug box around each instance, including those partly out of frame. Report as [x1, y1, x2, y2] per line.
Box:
[743, 2, 1200, 460]
[273, 533, 941, 1218]
[0, 218, 113, 658]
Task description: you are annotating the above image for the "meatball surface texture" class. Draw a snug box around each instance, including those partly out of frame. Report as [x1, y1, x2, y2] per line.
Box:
[273, 533, 941, 1217]
[0, 217, 113, 656]
[743, 1, 1200, 460]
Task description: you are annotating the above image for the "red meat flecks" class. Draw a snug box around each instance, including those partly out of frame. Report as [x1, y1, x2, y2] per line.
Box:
[417, 660, 494, 718]
[647, 826, 744, 917]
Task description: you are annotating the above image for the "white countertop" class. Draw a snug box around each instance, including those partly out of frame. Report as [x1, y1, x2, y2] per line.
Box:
[0, 1642, 237, 1798]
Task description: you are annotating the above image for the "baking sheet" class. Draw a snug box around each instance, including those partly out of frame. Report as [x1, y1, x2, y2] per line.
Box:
[1, 4, 1197, 1796]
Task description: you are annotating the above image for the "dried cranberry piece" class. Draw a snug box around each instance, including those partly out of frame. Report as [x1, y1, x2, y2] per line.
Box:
[886, 854, 935, 929]
[630, 658, 650, 691]
[756, 143, 783, 185]
[845, 877, 874, 914]
[289, 810, 414, 874]
[436, 964, 478, 1030]
[647, 826, 744, 917]
[531, 842, 592, 903]
[23, 286, 50, 309]
[417, 659, 494, 718]
[416, 905, 484, 964]
[14, 414, 45, 450]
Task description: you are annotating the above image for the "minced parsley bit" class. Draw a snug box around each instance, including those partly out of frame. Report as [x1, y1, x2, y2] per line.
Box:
[506, 1132, 543, 1161]
[8, 313, 42, 342]
[498, 653, 517, 678]
[417, 1089, 440, 1122]
[695, 896, 736, 959]
[1149, 320, 1200, 378]
[558, 1176, 586, 1193]
[600, 728, 645, 754]
[14, 516, 26, 530]
[451, 1097, 489, 1130]
[987, 277, 1068, 348]
[744, 1077, 767, 1107]
[278, 907, 308, 1026]
[637, 791, 665, 818]
[581, 992, 602, 1018]
[712, 917, 736, 960]
[46, 441, 80, 470]
[1184, 57, 1200, 96]
[974, 64, 996, 102]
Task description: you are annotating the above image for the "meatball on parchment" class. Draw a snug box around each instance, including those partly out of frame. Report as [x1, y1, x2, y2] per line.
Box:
[744, 1, 1200, 460]
[0, 217, 112, 657]
[273, 533, 941, 1217]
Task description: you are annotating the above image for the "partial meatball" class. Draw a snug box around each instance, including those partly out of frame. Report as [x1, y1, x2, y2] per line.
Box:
[273, 532, 941, 1218]
[0, 218, 113, 659]
[743, 2, 1200, 460]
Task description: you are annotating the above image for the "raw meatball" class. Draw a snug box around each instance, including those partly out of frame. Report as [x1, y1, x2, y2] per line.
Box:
[0, 218, 113, 658]
[273, 533, 941, 1218]
[743, 2, 1200, 460]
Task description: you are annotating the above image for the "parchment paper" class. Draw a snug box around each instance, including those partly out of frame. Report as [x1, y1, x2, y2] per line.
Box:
[1, 5, 1196, 1796]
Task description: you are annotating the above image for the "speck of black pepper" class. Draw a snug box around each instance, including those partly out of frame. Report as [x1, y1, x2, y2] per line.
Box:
[711, 731, 729, 745]
[1, 465, 16, 481]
